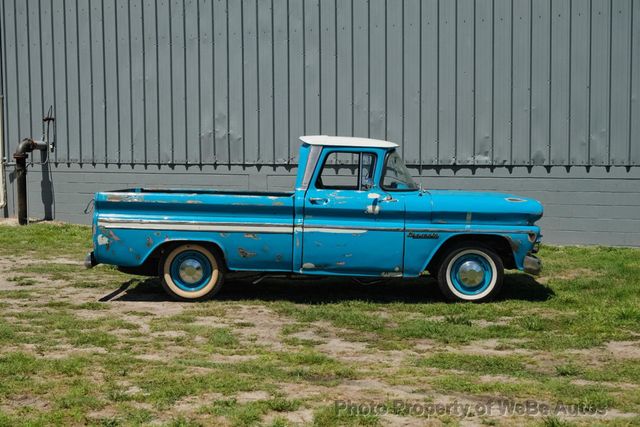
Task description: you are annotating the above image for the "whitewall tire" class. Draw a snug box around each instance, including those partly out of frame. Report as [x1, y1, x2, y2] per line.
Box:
[437, 244, 504, 302]
[161, 244, 224, 301]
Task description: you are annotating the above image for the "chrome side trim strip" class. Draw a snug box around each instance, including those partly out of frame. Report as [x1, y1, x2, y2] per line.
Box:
[98, 217, 290, 228]
[303, 227, 368, 234]
[303, 224, 404, 232]
[97, 217, 533, 236]
[406, 228, 533, 234]
[97, 218, 293, 234]
[97, 218, 403, 234]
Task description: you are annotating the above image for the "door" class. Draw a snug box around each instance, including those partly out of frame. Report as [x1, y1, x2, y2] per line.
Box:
[301, 149, 405, 276]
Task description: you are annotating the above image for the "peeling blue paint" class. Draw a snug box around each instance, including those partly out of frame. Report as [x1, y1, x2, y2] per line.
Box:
[91, 142, 543, 278]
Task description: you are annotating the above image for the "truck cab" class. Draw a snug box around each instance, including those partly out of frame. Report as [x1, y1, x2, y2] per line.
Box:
[87, 136, 543, 302]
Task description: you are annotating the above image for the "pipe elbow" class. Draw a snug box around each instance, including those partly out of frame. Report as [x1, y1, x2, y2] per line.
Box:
[14, 138, 35, 159]
[13, 138, 48, 160]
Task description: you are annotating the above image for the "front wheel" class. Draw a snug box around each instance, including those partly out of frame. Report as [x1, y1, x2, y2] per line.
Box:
[161, 244, 224, 301]
[437, 244, 504, 302]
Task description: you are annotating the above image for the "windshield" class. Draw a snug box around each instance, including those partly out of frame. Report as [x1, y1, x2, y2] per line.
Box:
[381, 150, 419, 191]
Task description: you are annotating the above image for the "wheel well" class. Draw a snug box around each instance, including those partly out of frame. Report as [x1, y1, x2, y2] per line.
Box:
[427, 234, 517, 273]
[143, 240, 228, 274]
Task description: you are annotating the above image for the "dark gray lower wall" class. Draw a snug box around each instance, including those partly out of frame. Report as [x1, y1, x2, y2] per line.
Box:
[2, 163, 639, 246]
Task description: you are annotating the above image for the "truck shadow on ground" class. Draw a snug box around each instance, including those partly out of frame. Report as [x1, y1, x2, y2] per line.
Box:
[103, 273, 554, 304]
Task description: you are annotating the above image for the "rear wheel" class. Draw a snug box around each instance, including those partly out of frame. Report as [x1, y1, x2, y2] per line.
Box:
[161, 244, 224, 301]
[437, 243, 503, 302]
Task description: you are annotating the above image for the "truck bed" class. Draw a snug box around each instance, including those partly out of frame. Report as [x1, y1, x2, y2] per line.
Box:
[93, 188, 296, 271]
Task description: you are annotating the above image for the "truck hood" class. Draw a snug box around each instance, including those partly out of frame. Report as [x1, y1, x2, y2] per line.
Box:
[427, 190, 544, 226]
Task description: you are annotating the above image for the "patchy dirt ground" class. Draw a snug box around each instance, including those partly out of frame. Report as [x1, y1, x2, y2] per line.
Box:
[0, 224, 639, 426]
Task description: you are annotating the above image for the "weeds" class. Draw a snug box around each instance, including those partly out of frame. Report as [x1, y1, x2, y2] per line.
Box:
[0, 224, 638, 425]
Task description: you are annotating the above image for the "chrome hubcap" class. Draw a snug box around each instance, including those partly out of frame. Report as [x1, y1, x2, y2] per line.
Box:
[178, 259, 204, 284]
[458, 260, 484, 287]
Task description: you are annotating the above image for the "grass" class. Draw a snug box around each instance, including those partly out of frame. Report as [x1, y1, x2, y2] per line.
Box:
[0, 223, 638, 425]
[0, 222, 90, 258]
[415, 353, 530, 377]
[201, 397, 302, 427]
[312, 405, 380, 426]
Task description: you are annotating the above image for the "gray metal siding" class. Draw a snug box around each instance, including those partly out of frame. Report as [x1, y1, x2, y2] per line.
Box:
[1, 0, 640, 247]
[2, 0, 639, 166]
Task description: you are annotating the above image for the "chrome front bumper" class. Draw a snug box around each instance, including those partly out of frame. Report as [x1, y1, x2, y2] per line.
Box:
[523, 254, 542, 275]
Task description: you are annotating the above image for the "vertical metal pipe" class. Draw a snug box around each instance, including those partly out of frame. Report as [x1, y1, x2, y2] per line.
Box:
[12, 138, 49, 224]
[14, 153, 27, 225]
[0, 94, 5, 210]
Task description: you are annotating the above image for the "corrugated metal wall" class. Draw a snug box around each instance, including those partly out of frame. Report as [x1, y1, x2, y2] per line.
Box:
[2, 0, 640, 246]
[2, 0, 639, 167]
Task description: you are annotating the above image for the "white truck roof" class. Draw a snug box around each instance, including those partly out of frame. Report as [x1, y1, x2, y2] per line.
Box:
[300, 135, 398, 149]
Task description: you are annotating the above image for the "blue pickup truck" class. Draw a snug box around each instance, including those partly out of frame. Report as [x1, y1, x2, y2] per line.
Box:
[86, 136, 543, 302]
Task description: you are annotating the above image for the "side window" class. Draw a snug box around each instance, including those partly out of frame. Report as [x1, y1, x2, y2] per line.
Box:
[360, 153, 375, 189]
[316, 152, 376, 190]
[381, 150, 419, 191]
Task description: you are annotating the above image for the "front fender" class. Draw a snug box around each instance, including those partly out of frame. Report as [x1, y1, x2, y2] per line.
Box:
[403, 226, 540, 277]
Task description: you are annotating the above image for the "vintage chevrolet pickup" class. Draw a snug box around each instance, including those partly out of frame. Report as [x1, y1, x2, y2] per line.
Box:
[86, 136, 543, 302]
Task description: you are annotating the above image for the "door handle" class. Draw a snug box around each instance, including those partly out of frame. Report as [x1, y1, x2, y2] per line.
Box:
[309, 197, 329, 205]
[380, 194, 398, 203]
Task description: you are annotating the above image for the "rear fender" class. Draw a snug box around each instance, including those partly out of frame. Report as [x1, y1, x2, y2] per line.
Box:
[93, 227, 293, 272]
[94, 227, 229, 268]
